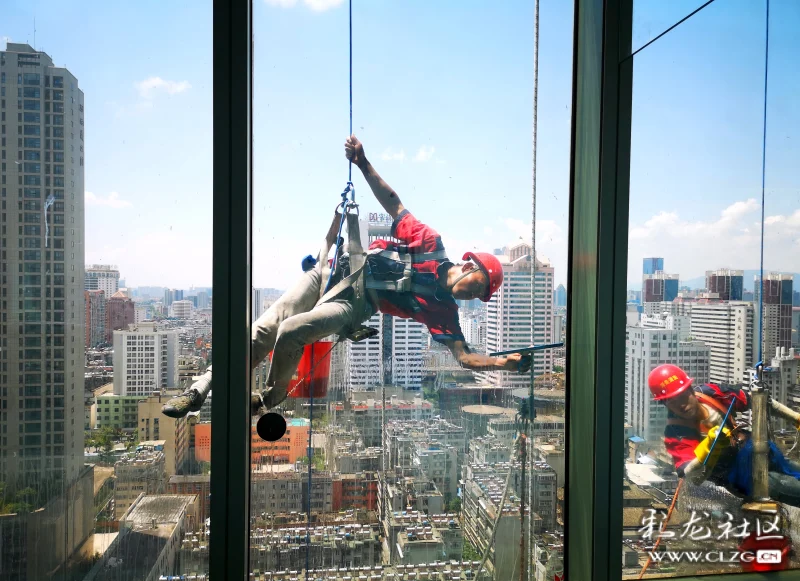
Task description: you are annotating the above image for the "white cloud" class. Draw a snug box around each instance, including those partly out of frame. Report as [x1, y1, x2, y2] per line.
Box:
[414, 146, 436, 163]
[135, 76, 192, 99]
[626, 198, 800, 285]
[304, 0, 345, 10]
[264, 0, 345, 10]
[85, 191, 133, 209]
[380, 148, 406, 162]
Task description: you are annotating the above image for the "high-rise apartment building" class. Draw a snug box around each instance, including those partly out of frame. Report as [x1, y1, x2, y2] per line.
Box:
[480, 243, 555, 388]
[164, 288, 175, 308]
[345, 217, 426, 391]
[171, 299, 194, 319]
[84, 264, 120, 296]
[642, 271, 679, 304]
[690, 302, 755, 385]
[705, 268, 744, 301]
[756, 273, 793, 362]
[85, 290, 107, 348]
[113, 322, 179, 395]
[642, 257, 664, 276]
[459, 310, 487, 352]
[626, 325, 710, 445]
[252, 287, 265, 321]
[106, 289, 135, 341]
[0, 43, 85, 488]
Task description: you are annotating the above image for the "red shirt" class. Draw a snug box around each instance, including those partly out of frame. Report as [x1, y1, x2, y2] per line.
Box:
[664, 383, 748, 474]
[368, 210, 465, 344]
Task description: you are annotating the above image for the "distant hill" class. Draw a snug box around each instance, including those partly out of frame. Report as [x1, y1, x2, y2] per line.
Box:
[629, 270, 799, 292]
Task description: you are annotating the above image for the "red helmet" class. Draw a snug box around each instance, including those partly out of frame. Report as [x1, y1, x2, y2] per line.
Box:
[462, 252, 503, 302]
[648, 364, 694, 401]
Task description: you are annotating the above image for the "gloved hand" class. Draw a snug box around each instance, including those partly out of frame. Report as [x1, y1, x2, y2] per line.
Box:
[694, 425, 731, 465]
[518, 354, 532, 374]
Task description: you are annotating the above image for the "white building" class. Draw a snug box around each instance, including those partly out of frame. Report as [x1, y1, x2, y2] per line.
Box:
[170, 299, 194, 319]
[479, 243, 554, 389]
[85, 264, 120, 296]
[641, 313, 691, 341]
[690, 302, 755, 385]
[346, 217, 426, 391]
[459, 310, 487, 352]
[134, 305, 151, 323]
[113, 323, 179, 395]
[626, 324, 710, 446]
[252, 287, 265, 321]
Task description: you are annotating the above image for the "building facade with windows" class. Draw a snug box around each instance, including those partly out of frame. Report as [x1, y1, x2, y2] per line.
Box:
[84, 264, 119, 296]
[0, 43, 86, 490]
[113, 322, 178, 395]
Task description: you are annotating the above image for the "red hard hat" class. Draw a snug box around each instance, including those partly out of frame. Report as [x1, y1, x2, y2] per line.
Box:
[462, 252, 503, 302]
[648, 364, 693, 401]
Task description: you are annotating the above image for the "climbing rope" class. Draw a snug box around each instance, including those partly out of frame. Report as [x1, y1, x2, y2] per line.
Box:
[757, 0, 770, 366]
[527, 1, 540, 578]
[306, 1, 355, 574]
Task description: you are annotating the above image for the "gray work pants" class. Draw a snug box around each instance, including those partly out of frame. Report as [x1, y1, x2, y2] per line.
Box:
[191, 246, 372, 400]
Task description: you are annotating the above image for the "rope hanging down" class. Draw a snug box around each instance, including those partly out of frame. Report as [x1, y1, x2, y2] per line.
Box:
[757, 0, 770, 367]
[307, 0, 355, 574]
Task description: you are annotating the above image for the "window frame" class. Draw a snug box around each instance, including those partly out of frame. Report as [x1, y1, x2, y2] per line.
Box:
[569, 1, 798, 580]
[209, 0, 253, 579]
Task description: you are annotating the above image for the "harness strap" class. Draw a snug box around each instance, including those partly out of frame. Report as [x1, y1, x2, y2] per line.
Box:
[696, 392, 739, 430]
[374, 248, 449, 263]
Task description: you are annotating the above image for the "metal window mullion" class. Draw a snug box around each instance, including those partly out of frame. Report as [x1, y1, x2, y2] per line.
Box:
[566, 0, 631, 580]
[210, 0, 253, 580]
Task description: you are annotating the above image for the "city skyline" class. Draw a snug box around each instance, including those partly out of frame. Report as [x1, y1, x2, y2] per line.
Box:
[4, 1, 797, 292]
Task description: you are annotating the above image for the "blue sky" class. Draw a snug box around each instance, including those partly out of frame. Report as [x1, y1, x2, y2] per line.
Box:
[3, 0, 798, 291]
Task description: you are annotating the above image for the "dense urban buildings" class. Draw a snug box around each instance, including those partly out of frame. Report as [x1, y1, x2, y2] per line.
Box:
[85, 289, 107, 348]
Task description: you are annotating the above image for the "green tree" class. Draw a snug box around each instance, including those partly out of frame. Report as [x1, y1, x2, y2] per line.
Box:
[553, 365, 565, 373]
[462, 539, 481, 561]
[446, 498, 461, 513]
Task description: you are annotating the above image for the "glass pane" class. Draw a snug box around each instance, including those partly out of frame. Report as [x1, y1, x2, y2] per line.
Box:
[252, 1, 571, 579]
[0, 4, 211, 580]
[632, 0, 711, 54]
[623, 1, 800, 577]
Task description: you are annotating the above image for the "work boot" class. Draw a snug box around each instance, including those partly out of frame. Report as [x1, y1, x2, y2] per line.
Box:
[260, 385, 288, 410]
[251, 393, 266, 416]
[162, 389, 204, 418]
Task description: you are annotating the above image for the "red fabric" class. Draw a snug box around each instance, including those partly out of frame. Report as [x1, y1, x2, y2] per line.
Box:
[368, 210, 464, 343]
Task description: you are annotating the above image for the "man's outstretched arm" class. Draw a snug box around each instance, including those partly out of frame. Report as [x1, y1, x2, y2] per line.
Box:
[345, 135, 405, 219]
[442, 338, 524, 372]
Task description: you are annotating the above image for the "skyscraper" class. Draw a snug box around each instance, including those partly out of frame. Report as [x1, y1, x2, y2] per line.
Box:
[690, 302, 755, 384]
[756, 273, 793, 361]
[0, 43, 86, 487]
[555, 283, 567, 307]
[705, 268, 744, 301]
[252, 287, 265, 321]
[642, 257, 664, 276]
[480, 242, 555, 389]
[84, 264, 120, 296]
[642, 272, 679, 305]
